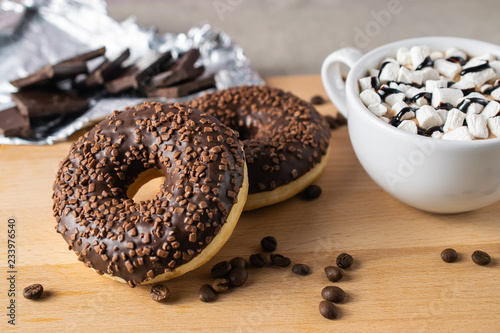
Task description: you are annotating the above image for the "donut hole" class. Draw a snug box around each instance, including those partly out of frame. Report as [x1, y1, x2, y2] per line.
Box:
[126, 168, 166, 203]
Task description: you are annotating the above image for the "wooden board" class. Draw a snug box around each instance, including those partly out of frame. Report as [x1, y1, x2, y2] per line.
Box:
[1, 75, 499, 332]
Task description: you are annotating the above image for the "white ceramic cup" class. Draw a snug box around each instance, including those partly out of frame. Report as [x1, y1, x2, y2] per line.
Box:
[321, 36, 500, 213]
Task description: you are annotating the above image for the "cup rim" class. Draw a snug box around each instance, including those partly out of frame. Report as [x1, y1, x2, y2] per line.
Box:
[345, 36, 500, 148]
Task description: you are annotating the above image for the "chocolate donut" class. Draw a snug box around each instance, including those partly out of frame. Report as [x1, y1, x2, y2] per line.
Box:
[52, 102, 248, 287]
[189, 86, 331, 210]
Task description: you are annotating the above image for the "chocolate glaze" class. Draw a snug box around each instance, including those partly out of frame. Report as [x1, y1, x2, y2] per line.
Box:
[409, 92, 432, 103]
[457, 97, 490, 113]
[460, 61, 490, 76]
[378, 87, 401, 101]
[53, 102, 245, 287]
[189, 86, 330, 194]
[416, 56, 434, 70]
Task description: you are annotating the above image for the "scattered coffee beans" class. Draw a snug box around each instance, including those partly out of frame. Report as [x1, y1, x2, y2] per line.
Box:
[150, 284, 170, 302]
[336, 253, 353, 269]
[310, 95, 326, 105]
[229, 267, 248, 287]
[270, 254, 291, 267]
[211, 261, 232, 279]
[324, 266, 343, 282]
[292, 264, 310, 276]
[199, 284, 217, 302]
[325, 115, 339, 130]
[441, 248, 458, 263]
[23, 284, 43, 300]
[303, 185, 322, 200]
[321, 286, 345, 303]
[229, 257, 248, 269]
[261, 236, 277, 252]
[472, 250, 491, 266]
[212, 278, 231, 293]
[250, 253, 268, 268]
[319, 300, 339, 320]
[336, 113, 347, 126]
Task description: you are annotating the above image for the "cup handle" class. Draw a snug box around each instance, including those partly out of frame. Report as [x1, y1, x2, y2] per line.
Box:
[321, 48, 364, 118]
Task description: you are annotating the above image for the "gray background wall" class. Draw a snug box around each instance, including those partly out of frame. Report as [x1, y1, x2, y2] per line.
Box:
[107, 0, 500, 77]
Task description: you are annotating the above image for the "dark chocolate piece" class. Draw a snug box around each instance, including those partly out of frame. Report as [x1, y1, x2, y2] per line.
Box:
[146, 76, 215, 98]
[85, 49, 131, 86]
[105, 51, 172, 94]
[10, 61, 88, 89]
[0, 107, 31, 137]
[149, 49, 202, 87]
[11, 90, 88, 117]
[60, 47, 106, 63]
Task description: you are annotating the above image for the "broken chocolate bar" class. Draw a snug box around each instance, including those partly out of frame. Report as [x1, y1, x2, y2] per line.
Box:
[149, 49, 203, 87]
[105, 51, 172, 94]
[59, 47, 106, 63]
[0, 107, 31, 137]
[85, 48, 131, 86]
[11, 90, 88, 117]
[146, 76, 216, 98]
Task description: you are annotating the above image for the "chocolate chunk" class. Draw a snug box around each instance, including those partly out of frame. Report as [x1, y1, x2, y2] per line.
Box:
[105, 51, 172, 94]
[85, 49, 131, 86]
[146, 76, 216, 99]
[0, 107, 31, 137]
[11, 90, 88, 117]
[149, 49, 204, 87]
[10, 62, 88, 89]
[60, 47, 106, 63]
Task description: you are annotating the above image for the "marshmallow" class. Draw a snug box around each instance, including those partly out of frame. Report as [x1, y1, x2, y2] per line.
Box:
[360, 89, 381, 106]
[437, 109, 449, 123]
[463, 58, 486, 70]
[462, 68, 496, 87]
[431, 88, 464, 108]
[415, 96, 429, 106]
[392, 100, 408, 114]
[380, 116, 390, 124]
[466, 114, 489, 139]
[397, 120, 418, 134]
[481, 101, 500, 118]
[410, 45, 430, 69]
[434, 58, 461, 79]
[397, 66, 411, 83]
[443, 108, 466, 132]
[369, 68, 380, 77]
[425, 78, 448, 92]
[430, 51, 444, 61]
[451, 79, 475, 93]
[408, 70, 424, 85]
[431, 131, 443, 139]
[445, 47, 467, 62]
[397, 83, 411, 93]
[442, 126, 473, 141]
[481, 84, 493, 94]
[378, 62, 400, 83]
[385, 92, 406, 106]
[471, 52, 497, 63]
[416, 105, 443, 129]
[489, 60, 500, 76]
[487, 117, 500, 137]
[491, 86, 500, 100]
[420, 68, 440, 81]
[359, 76, 379, 91]
[405, 86, 425, 99]
[396, 47, 412, 66]
[368, 103, 388, 117]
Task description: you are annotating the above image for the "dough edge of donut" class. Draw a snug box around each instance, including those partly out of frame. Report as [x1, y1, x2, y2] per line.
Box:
[97, 161, 249, 285]
[243, 148, 330, 211]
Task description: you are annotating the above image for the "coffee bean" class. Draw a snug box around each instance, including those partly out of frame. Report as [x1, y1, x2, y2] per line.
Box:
[303, 185, 322, 200]
[310, 95, 325, 105]
[336, 253, 353, 269]
[472, 250, 491, 266]
[211, 261, 232, 278]
[321, 286, 345, 303]
[261, 236, 277, 252]
[229, 267, 248, 287]
[441, 248, 458, 263]
[212, 278, 231, 293]
[270, 254, 291, 267]
[229, 257, 248, 269]
[250, 253, 268, 268]
[23, 284, 43, 300]
[319, 300, 338, 319]
[325, 115, 339, 130]
[292, 264, 310, 276]
[336, 113, 347, 126]
[150, 284, 170, 302]
[199, 284, 217, 302]
[324, 266, 343, 282]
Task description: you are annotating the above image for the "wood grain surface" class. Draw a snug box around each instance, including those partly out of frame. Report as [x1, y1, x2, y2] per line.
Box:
[1, 75, 499, 332]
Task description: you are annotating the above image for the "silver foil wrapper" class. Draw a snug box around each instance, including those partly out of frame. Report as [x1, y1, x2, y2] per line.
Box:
[0, 0, 263, 145]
